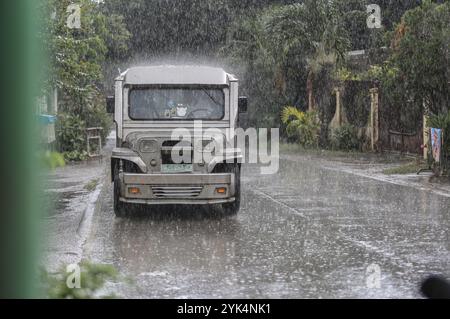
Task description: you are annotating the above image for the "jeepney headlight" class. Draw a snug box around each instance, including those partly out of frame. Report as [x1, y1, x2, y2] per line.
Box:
[140, 140, 158, 153]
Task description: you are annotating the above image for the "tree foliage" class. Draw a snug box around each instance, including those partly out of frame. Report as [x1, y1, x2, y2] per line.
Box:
[371, 0, 450, 134]
[42, 0, 130, 112]
[40, 0, 130, 159]
[100, 0, 427, 132]
[222, 0, 361, 130]
[388, 0, 449, 115]
[103, 0, 295, 58]
[41, 0, 447, 153]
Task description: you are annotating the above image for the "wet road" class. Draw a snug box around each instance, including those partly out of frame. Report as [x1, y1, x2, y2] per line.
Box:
[85, 155, 449, 298]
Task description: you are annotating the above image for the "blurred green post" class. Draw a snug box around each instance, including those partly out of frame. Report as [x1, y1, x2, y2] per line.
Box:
[0, 0, 41, 298]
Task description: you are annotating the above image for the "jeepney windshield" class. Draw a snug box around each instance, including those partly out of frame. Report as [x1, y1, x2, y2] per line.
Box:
[129, 87, 225, 120]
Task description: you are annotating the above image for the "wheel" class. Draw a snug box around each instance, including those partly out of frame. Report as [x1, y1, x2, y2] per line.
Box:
[222, 164, 241, 215]
[113, 175, 127, 217]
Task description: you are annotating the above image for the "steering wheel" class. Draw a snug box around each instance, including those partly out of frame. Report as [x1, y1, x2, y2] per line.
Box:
[187, 108, 213, 119]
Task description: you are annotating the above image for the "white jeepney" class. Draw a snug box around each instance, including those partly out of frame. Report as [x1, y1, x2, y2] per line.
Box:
[107, 66, 247, 216]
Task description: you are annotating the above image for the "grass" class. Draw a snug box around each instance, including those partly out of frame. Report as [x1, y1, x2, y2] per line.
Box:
[84, 179, 99, 192]
[382, 161, 425, 175]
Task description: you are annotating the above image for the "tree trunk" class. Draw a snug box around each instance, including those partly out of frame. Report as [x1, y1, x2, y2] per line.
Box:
[307, 70, 315, 112]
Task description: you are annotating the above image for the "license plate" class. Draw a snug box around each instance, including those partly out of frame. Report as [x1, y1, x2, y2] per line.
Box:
[161, 164, 193, 173]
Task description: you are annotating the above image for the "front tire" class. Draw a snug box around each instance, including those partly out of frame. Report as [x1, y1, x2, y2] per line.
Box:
[222, 164, 241, 215]
[113, 175, 127, 217]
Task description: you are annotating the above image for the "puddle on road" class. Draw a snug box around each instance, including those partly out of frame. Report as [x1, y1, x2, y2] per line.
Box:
[44, 190, 88, 215]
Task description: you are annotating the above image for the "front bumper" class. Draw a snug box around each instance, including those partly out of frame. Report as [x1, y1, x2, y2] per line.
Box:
[119, 173, 235, 205]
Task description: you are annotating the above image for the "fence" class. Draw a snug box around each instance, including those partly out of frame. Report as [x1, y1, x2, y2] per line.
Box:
[386, 130, 422, 155]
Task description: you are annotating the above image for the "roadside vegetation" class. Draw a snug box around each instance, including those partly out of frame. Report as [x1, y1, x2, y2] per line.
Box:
[41, 0, 449, 163]
[40, 261, 121, 299]
[329, 124, 361, 152]
[221, 0, 449, 158]
[40, 0, 130, 161]
[40, 151, 66, 170]
[383, 161, 425, 175]
[84, 179, 99, 192]
[281, 107, 320, 148]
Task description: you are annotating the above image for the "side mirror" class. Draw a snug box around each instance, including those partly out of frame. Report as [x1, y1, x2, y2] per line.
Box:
[238, 96, 248, 113]
[106, 96, 115, 114]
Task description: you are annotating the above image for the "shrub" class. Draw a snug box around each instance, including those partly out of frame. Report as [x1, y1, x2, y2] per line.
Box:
[281, 107, 320, 148]
[56, 105, 112, 162]
[40, 261, 119, 299]
[56, 113, 87, 161]
[330, 124, 360, 151]
[62, 150, 89, 162]
[40, 151, 65, 170]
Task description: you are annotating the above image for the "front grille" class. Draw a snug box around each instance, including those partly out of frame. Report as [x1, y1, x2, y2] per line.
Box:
[161, 149, 193, 165]
[152, 186, 203, 198]
[161, 139, 193, 165]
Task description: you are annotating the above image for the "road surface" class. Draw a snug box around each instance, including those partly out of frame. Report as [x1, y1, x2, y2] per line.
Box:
[84, 152, 449, 298]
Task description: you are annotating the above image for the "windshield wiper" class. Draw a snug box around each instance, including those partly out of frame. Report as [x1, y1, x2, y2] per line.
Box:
[202, 89, 222, 107]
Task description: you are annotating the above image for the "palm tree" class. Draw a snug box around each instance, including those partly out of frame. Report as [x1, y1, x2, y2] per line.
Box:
[264, 0, 350, 112]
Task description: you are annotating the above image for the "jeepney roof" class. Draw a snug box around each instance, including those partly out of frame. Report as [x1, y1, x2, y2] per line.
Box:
[120, 65, 236, 86]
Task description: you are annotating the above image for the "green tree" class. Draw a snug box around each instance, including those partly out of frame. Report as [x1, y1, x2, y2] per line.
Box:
[373, 0, 423, 30]
[384, 0, 450, 117]
[43, 0, 130, 113]
[40, 0, 130, 159]
[223, 1, 356, 130]
[222, 12, 287, 127]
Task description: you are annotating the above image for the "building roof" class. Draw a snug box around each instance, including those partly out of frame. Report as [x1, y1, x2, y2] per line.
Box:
[121, 65, 236, 86]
